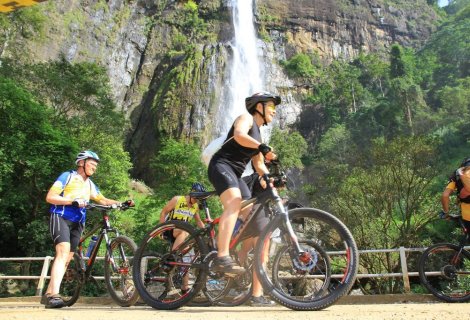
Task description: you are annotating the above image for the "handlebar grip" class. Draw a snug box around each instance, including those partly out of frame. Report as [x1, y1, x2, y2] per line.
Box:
[72, 201, 79, 207]
[120, 200, 135, 210]
[261, 174, 271, 183]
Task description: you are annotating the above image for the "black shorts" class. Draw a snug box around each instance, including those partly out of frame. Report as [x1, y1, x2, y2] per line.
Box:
[208, 160, 251, 200]
[49, 214, 84, 252]
[242, 204, 270, 239]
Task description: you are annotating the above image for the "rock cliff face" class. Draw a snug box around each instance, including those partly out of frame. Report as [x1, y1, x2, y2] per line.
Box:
[1, 0, 440, 184]
[256, 0, 439, 61]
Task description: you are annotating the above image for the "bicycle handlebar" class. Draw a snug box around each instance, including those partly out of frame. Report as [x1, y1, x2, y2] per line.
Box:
[72, 200, 135, 211]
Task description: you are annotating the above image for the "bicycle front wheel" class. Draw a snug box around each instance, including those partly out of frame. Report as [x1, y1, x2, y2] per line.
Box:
[419, 243, 470, 302]
[60, 252, 83, 307]
[104, 235, 139, 307]
[255, 208, 359, 311]
[132, 220, 209, 310]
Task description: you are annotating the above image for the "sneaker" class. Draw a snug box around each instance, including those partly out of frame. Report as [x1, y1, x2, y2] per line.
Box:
[44, 294, 65, 309]
[247, 296, 276, 307]
[212, 256, 245, 276]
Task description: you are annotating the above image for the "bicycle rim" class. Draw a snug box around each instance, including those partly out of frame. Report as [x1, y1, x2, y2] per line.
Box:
[272, 239, 331, 299]
[132, 221, 209, 310]
[419, 243, 470, 302]
[255, 208, 359, 310]
[60, 253, 83, 307]
[104, 235, 139, 307]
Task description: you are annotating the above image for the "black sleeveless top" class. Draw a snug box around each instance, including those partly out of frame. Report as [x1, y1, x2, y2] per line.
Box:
[212, 120, 261, 177]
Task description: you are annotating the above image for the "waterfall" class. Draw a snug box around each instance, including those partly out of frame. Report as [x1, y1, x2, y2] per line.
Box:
[219, 0, 264, 132]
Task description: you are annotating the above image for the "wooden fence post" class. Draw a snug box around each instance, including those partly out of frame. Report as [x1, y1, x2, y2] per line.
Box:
[399, 247, 411, 293]
[36, 256, 52, 296]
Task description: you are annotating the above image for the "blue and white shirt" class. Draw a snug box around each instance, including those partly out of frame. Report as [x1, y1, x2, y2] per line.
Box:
[48, 170, 104, 223]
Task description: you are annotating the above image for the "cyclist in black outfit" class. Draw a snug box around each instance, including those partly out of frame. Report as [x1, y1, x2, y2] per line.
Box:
[208, 92, 280, 302]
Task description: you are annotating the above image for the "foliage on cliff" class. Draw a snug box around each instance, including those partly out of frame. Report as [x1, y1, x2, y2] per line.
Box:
[279, 1, 470, 293]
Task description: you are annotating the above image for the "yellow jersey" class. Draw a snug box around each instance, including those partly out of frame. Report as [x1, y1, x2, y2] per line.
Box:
[446, 180, 470, 221]
[167, 196, 198, 222]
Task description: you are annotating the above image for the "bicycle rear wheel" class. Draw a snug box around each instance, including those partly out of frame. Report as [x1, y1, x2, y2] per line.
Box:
[255, 208, 358, 311]
[132, 220, 209, 310]
[60, 252, 83, 307]
[419, 243, 470, 302]
[104, 235, 139, 307]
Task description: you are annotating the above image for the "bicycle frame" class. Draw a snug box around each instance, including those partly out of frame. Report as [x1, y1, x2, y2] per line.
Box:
[76, 210, 122, 276]
[184, 178, 305, 266]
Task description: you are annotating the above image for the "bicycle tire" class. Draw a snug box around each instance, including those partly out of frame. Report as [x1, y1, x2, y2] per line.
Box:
[132, 220, 209, 310]
[104, 235, 139, 307]
[60, 252, 83, 307]
[419, 243, 470, 303]
[254, 208, 359, 311]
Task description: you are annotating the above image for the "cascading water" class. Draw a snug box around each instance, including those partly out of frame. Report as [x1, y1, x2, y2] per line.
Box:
[219, 0, 264, 132]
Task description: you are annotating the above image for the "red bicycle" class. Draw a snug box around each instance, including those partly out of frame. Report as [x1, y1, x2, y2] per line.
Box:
[133, 161, 358, 310]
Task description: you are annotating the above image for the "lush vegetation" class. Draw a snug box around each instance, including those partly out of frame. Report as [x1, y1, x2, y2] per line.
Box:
[0, 0, 469, 296]
[281, 0, 470, 293]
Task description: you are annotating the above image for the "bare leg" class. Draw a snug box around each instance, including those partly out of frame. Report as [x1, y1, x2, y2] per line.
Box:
[172, 229, 190, 290]
[46, 242, 73, 295]
[251, 236, 269, 297]
[217, 188, 242, 258]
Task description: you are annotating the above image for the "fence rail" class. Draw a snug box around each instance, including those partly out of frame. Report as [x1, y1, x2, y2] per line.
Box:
[1, 245, 469, 296]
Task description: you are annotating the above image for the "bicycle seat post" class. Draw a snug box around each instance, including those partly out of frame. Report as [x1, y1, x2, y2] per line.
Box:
[200, 199, 212, 222]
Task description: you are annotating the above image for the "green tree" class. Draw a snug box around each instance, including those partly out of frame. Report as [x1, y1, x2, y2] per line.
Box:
[281, 53, 318, 80]
[0, 77, 76, 256]
[270, 127, 308, 170]
[331, 136, 439, 293]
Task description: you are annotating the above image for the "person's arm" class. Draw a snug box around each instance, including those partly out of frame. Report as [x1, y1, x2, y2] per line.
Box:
[95, 197, 120, 206]
[159, 196, 178, 224]
[46, 188, 74, 206]
[194, 212, 205, 228]
[232, 114, 262, 149]
[233, 114, 277, 160]
[252, 153, 269, 176]
[441, 188, 454, 214]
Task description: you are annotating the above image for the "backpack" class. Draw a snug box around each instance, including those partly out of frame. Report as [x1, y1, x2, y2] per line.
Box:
[59, 170, 74, 196]
[450, 157, 470, 203]
[201, 134, 233, 166]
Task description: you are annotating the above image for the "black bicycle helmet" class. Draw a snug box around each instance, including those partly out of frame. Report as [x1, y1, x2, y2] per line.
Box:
[191, 182, 207, 193]
[460, 158, 470, 168]
[245, 92, 281, 126]
[245, 91, 281, 114]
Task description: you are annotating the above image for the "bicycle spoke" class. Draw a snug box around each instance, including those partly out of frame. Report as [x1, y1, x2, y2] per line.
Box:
[419, 244, 470, 302]
[104, 236, 139, 306]
[133, 221, 208, 310]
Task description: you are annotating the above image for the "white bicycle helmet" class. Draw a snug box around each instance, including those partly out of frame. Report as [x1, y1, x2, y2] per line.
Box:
[75, 150, 100, 165]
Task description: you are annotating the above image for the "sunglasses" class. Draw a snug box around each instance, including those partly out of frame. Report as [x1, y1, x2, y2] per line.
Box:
[264, 103, 276, 111]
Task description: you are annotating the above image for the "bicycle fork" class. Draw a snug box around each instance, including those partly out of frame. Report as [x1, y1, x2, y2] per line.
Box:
[271, 196, 311, 265]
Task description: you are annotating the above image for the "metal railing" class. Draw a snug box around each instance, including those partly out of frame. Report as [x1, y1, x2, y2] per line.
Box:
[1, 245, 469, 296]
[0, 256, 107, 296]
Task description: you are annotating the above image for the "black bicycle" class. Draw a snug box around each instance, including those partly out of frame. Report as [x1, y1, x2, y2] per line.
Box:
[418, 214, 470, 302]
[133, 161, 359, 311]
[56, 202, 139, 307]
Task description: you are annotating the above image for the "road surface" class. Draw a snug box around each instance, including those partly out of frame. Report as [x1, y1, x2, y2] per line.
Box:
[0, 295, 468, 320]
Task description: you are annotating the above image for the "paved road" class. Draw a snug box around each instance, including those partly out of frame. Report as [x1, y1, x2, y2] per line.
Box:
[0, 296, 468, 320]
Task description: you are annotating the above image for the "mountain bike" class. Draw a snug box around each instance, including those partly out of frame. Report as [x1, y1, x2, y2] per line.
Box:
[56, 202, 139, 307]
[418, 214, 470, 302]
[133, 161, 359, 311]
